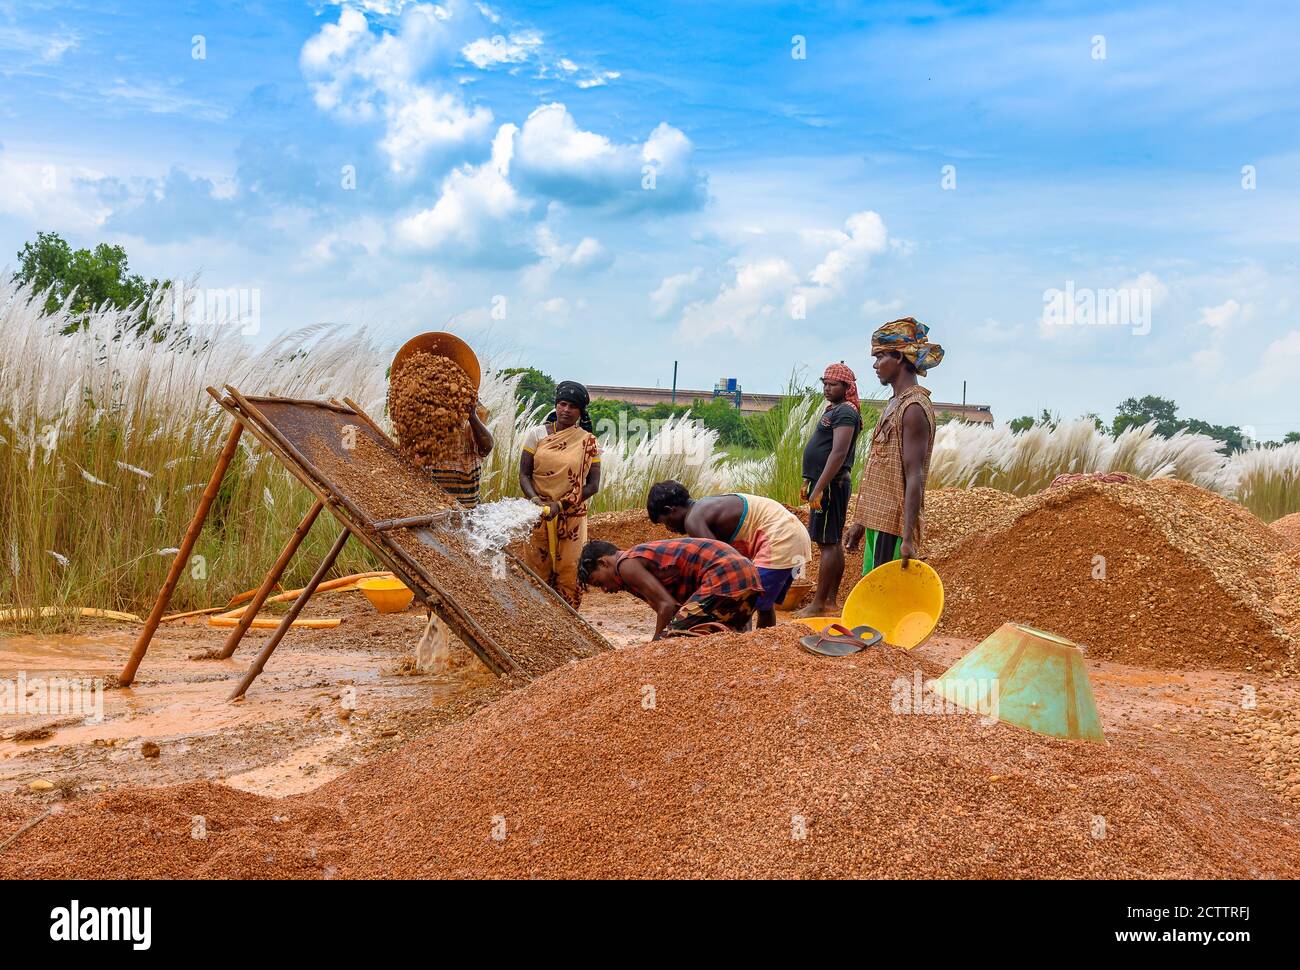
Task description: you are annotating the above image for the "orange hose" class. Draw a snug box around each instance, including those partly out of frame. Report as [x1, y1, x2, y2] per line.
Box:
[205, 571, 393, 629]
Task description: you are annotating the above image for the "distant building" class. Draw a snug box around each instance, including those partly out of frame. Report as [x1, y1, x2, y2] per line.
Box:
[584, 384, 994, 424]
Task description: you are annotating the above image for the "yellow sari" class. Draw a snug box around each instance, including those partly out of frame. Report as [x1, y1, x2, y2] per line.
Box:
[523, 422, 600, 605]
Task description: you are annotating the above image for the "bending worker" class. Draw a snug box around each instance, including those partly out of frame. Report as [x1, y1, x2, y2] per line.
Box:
[845, 317, 943, 572]
[645, 480, 811, 628]
[519, 380, 601, 607]
[577, 536, 762, 639]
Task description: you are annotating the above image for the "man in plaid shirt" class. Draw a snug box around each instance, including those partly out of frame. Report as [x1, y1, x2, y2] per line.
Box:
[578, 537, 762, 638]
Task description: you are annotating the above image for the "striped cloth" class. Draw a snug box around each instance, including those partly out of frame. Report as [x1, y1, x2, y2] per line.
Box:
[428, 423, 485, 509]
[618, 537, 761, 602]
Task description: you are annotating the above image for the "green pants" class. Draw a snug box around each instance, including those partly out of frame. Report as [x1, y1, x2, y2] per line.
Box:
[863, 528, 902, 575]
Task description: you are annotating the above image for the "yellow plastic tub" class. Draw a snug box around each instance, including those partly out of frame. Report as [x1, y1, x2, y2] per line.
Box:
[357, 576, 414, 614]
[841, 560, 944, 649]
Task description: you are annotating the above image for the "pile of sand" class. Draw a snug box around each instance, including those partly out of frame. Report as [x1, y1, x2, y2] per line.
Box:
[799, 488, 1022, 602]
[3, 626, 1297, 879]
[931, 478, 1298, 670]
[387, 351, 477, 466]
[1271, 511, 1300, 547]
[586, 508, 674, 549]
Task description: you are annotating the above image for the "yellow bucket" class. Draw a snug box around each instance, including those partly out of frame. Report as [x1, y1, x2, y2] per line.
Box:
[842, 560, 943, 649]
[357, 576, 414, 614]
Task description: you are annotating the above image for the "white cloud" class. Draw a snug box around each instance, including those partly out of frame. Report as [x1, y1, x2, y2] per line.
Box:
[670, 210, 895, 339]
[1198, 298, 1242, 329]
[1250, 329, 1300, 392]
[796, 210, 888, 311]
[861, 296, 905, 318]
[302, 4, 623, 174]
[521, 225, 613, 290]
[650, 268, 705, 318]
[395, 122, 532, 259]
[461, 31, 542, 68]
[512, 103, 706, 212]
[677, 258, 799, 341]
[0, 23, 79, 66]
[567, 236, 611, 272]
[0, 155, 111, 232]
[301, 2, 494, 173]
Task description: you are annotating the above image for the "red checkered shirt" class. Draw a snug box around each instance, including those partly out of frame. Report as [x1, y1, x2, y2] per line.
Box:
[618, 538, 761, 602]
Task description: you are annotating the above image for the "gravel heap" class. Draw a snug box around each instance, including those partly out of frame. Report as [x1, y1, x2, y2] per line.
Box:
[931, 478, 1298, 670]
[586, 508, 674, 548]
[1207, 689, 1300, 804]
[4, 625, 1298, 879]
[1271, 511, 1300, 546]
[388, 351, 477, 467]
[920, 487, 1023, 559]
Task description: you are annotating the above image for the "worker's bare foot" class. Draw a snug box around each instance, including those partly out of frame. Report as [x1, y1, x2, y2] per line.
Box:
[792, 601, 838, 619]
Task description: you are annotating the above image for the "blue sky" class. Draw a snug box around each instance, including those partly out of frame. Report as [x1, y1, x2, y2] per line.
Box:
[2, 0, 1298, 435]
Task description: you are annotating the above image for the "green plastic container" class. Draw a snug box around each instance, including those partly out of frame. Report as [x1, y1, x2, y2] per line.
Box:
[929, 622, 1106, 743]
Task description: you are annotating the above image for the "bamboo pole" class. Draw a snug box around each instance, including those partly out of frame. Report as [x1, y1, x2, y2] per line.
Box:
[214, 499, 324, 659]
[119, 420, 243, 686]
[371, 511, 458, 532]
[228, 528, 350, 701]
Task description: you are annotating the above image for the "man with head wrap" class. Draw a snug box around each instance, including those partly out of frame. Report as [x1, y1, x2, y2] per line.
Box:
[845, 317, 944, 573]
[519, 380, 602, 606]
[793, 362, 863, 618]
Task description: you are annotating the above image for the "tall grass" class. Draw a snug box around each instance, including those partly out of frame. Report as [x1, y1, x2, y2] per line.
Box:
[1224, 442, 1300, 523]
[928, 417, 1299, 521]
[0, 274, 387, 629]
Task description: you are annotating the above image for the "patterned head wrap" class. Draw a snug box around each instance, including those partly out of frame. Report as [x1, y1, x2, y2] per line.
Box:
[871, 317, 944, 375]
[821, 362, 859, 411]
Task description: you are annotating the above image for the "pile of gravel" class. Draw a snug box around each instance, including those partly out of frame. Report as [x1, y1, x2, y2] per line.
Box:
[4, 625, 1297, 879]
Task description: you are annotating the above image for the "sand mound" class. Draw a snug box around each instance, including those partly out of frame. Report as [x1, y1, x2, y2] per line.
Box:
[803, 488, 1022, 602]
[922, 487, 1023, 559]
[586, 508, 673, 548]
[931, 479, 1297, 670]
[4, 626, 1297, 879]
[1271, 511, 1300, 546]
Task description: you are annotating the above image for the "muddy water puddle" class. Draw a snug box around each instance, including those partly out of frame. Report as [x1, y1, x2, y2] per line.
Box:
[0, 610, 501, 797]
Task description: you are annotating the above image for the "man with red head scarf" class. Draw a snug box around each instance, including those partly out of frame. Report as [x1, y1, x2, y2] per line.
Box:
[794, 362, 863, 618]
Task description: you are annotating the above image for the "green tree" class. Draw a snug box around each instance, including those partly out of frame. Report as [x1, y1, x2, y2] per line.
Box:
[16, 231, 166, 334]
[1112, 395, 1181, 437]
[1112, 395, 1248, 453]
[1286, 432, 1300, 444]
[587, 397, 638, 431]
[1009, 408, 1057, 433]
[689, 396, 758, 448]
[501, 367, 557, 408]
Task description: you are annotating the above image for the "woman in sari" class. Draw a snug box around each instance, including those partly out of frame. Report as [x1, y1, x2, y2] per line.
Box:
[519, 381, 602, 606]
